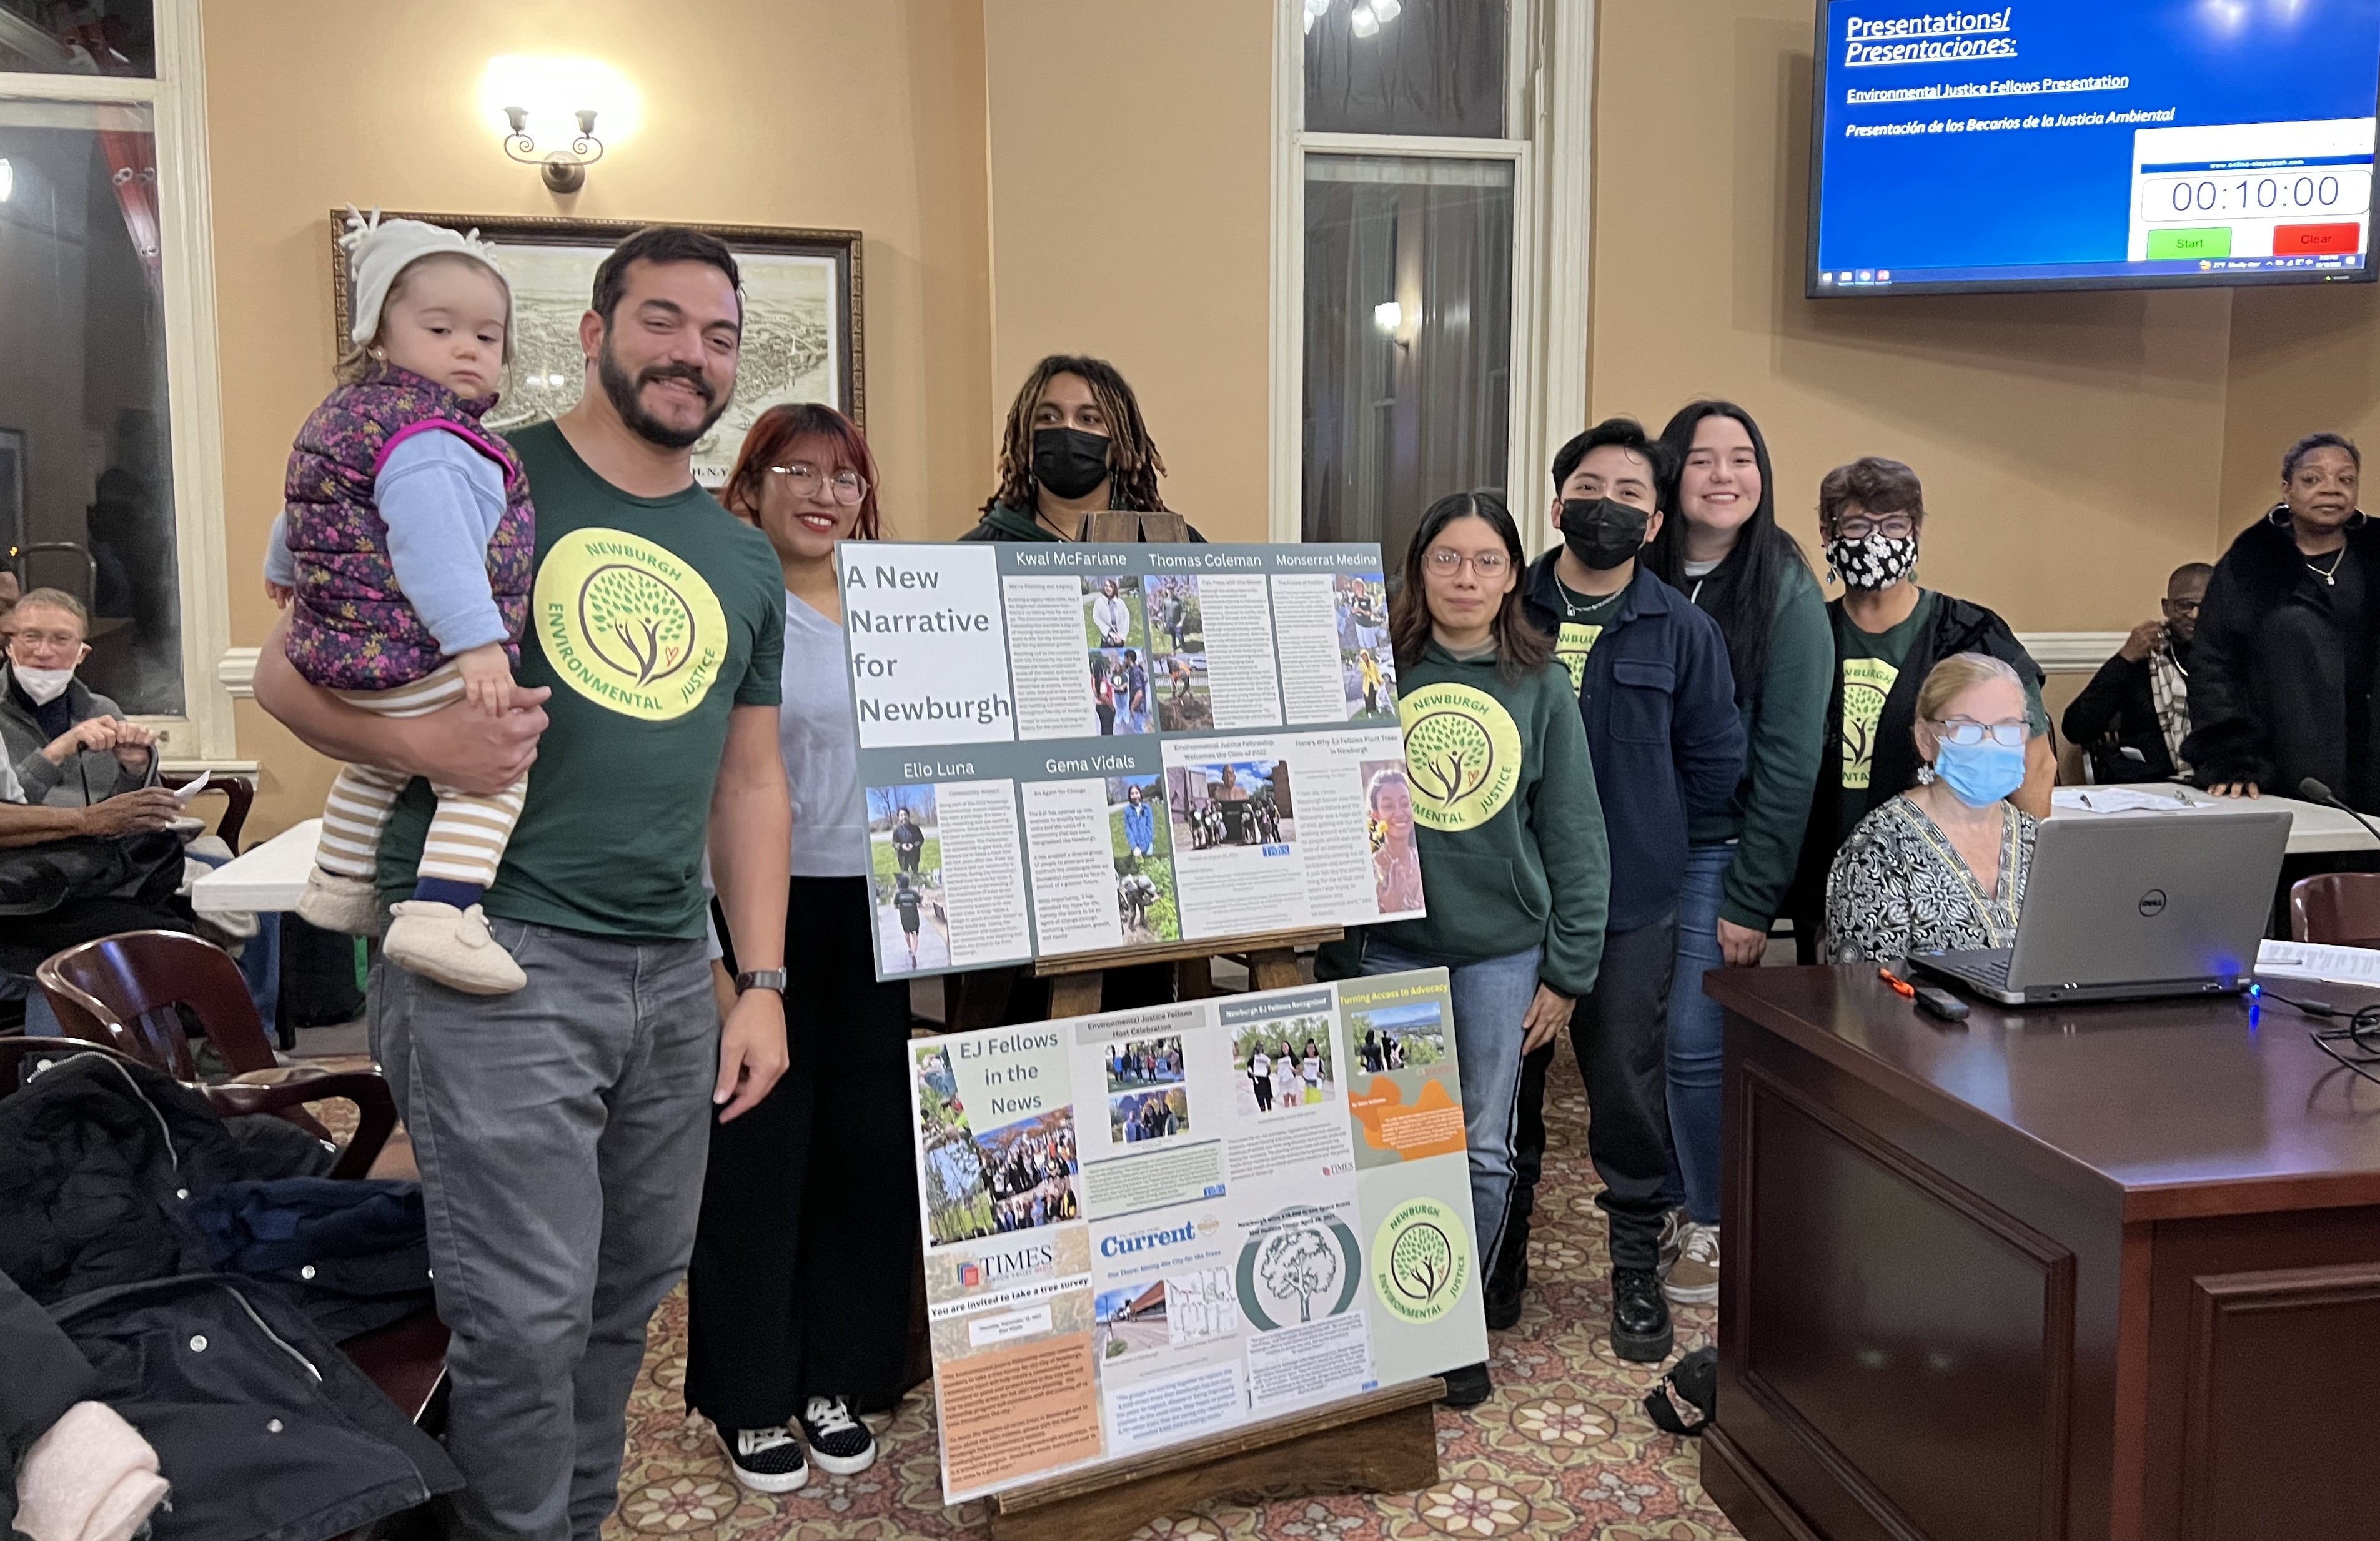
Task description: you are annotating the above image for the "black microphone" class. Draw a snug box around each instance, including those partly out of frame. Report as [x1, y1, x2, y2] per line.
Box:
[2297, 778, 2380, 849]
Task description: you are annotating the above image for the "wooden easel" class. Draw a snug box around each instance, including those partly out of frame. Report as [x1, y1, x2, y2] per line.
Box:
[920, 511, 1447, 1535]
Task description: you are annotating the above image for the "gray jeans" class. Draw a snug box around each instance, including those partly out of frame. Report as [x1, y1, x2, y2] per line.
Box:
[370, 919, 720, 1541]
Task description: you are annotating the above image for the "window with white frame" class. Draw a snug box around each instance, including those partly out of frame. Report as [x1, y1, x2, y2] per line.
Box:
[0, 0, 231, 762]
[1276, 0, 1590, 562]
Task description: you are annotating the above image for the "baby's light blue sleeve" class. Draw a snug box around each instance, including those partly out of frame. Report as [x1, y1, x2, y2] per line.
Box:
[264, 510, 297, 587]
[376, 430, 511, 657]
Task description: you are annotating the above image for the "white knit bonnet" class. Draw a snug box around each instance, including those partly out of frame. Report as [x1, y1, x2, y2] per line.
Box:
[341, 206, 513, 354]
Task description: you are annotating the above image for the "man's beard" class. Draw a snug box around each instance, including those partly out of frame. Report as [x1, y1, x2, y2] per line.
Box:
[598, 339, 731, 451]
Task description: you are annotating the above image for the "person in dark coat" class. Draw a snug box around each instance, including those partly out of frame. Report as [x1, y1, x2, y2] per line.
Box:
[1788, 457, 2052, 961]
[2184, 432, 2380, 808]
[2063, 563, 2211, 785]
[959, 354, 1204, 543]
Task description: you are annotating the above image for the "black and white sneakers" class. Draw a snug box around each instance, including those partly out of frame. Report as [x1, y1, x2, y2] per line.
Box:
[797, 1396, 878, 1475]
[721, 1425, 810, 1493]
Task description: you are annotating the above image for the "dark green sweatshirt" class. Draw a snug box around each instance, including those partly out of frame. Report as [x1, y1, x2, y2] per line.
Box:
[1687, 558, 1831, 934]
[1332, 643, 1610, 996]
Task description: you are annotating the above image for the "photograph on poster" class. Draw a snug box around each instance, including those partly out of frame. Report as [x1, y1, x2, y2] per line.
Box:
[1093, 1282, 1171, 1361]
[1154, 651, 1214, 731]
[1334, 572, 1391, 654]
[1091, 648, 1153, 736]
[1104, 1035, 1187, 1093]
[1343, 645, 1399, 724]
[1145, 575, 1206, 659]
[1229, 1016, 1335, 1116]
[1083, 576, 1148, 649]
[1362, 761, 1426, 916]
[1108, 777, 1179, 944]
[1166, 761, 1294, 851]
[1109, 1085, 1189, 1145]
[1350, 999, 1448, 1074]
[868, 785, 948, 973]
[915, 1045, 1084, 1247]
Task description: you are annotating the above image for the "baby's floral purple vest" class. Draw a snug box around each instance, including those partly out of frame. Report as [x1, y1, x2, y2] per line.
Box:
[280, 366, 534, 691]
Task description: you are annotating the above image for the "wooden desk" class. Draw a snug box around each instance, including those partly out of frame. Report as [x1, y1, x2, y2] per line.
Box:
[1702, 966, 2380, 1541]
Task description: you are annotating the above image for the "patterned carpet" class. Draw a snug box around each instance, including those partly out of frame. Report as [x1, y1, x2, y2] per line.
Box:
[597, 1036, 1742, 1541]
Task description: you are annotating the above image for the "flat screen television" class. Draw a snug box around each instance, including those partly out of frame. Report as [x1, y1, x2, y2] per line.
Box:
[1807, 1, 2380, 296]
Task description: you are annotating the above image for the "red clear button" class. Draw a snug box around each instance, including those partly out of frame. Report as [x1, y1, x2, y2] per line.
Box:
[2273, 222, 2361, 254]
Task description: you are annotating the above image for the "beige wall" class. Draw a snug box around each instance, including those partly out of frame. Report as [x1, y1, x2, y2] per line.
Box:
[981, 1, 1274, 540]
[202, 0, 994, 836]
[1590, 0, 2239, 633]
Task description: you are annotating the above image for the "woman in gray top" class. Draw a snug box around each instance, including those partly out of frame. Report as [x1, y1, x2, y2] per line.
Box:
[685, 405, 913, 1494]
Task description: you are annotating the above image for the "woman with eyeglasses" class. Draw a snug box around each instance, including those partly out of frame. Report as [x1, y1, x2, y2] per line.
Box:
[1321, 490, 1609, 1409]
[1823, 653, 2039, 963]
[1787, 456, 2052, 962]
[686, 404, 911, 1492]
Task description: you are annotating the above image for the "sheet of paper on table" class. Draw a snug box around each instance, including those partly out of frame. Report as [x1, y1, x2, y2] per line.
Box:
[2051, 786, 2208, 814]
[2256, 939, 2380, 984]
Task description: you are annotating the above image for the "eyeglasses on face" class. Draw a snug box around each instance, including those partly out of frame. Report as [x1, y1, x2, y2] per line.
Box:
[1833, 514, 1916, 540]
[1424, 548, 1510, 578]
[766, 463, 868, 506]
[1930, 717, 2027, 748]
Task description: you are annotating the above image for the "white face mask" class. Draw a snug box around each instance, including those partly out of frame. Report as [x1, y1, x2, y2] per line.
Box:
[11, 665, 74, 705]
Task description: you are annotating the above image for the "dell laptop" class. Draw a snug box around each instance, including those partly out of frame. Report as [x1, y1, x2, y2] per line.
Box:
[1909, 808, 2291, 1005]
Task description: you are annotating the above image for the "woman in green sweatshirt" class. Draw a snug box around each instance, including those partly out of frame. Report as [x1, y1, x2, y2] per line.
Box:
[1329, 490, 1610, 1407]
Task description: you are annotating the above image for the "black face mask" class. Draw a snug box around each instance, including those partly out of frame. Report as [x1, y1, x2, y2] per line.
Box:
[1033, 426, 1112, 501]
[1560, 498, 1650, 571]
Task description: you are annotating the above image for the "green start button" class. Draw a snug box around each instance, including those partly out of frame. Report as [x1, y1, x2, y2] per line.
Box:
[2149, 226, 2233, 259]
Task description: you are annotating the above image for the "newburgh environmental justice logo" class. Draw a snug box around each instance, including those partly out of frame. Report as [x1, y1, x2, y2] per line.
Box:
[535, 527, 726, 721]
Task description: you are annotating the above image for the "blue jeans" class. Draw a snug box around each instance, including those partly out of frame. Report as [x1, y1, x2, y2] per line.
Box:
[1358, 936, 1542, 1265]
[1665, 841, 1733, 1226]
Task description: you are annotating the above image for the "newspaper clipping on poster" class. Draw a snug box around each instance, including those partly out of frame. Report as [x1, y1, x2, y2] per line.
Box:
[838, 541, 1421, 979]
[907, 966, 1487, 1504]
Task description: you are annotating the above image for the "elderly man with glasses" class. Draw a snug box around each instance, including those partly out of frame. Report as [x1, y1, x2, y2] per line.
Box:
[0, 587, 161, 809]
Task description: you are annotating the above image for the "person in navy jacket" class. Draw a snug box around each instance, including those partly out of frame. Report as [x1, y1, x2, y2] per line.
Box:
[1498, 416, 1745, 1362]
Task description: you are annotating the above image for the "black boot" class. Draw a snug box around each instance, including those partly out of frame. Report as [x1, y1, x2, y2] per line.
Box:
[1610, 1266, 1674, 1363]
[1483, 1217, 1529, 1330]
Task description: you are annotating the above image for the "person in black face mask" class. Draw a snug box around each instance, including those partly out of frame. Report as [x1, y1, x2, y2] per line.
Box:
[1498, 417, 1744, 1360]
[959, 354, 1205, 543]
[1785, 455, 2052, 961]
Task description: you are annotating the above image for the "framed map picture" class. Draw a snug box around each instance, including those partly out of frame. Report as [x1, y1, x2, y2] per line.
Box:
[330, 211, 863, 487]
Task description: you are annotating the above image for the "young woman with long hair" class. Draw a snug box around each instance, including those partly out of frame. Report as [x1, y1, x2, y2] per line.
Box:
[961, 353, 1202, 542]
[686, 403, 914, 1493]
[1326, 490, 1609, 1409]
[1639, 400, 1830, 1308]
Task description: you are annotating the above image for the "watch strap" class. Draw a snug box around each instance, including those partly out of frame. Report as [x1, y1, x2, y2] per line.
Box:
[735, 968, 788, 994]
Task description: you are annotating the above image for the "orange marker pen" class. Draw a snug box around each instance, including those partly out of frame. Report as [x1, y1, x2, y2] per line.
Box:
[1877, 966, 1916, 999]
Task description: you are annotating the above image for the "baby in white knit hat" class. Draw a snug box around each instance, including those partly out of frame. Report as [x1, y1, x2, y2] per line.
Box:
[262, 209, 538, 994]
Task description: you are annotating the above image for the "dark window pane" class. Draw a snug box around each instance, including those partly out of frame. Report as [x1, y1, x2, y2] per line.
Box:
[1302, 155, 1513, 564]
[1304, 0, 1505, 139]
[1, 101, 181, 713]
[0, 0, 156, 78]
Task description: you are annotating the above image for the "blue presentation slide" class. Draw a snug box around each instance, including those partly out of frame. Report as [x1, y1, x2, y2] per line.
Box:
[1812, 1, 2380, 291]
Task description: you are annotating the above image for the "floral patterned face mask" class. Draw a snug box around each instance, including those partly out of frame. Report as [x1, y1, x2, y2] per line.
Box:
[1823, 532, 1918, 591]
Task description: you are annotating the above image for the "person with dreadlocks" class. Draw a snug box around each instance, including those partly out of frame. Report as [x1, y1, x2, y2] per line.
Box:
[959, 353, 1206, 543]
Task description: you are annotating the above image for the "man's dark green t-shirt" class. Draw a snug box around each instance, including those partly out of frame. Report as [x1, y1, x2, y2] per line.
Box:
[376, 420, 785, 939]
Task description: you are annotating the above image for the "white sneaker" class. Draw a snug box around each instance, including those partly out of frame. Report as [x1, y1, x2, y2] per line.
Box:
[797, 1395, 877, 1475]
[295, 868, 383, 936]
[1665, 1221, 1720, 1306]
[719, 1425, 809, 1493]
[382, 901, 526, 995]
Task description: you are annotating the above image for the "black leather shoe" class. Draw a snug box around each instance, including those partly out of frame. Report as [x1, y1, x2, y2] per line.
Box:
[1437, 1360, 1493, 1407]
[1610, 1267, 1674, 1362]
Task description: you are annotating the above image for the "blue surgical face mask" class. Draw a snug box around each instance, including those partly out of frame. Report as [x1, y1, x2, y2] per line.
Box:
[1932, 738, 2026, 808]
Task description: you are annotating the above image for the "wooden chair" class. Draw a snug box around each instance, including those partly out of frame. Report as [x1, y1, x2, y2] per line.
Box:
[2289, 872, 2380, 951]
[162, 771, 253, 850]
[0, 1035, 448, 1425]
[36, 929, 280, 1081]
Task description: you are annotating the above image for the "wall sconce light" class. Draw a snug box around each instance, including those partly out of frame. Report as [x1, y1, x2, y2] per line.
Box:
[483, 56, 638, 196]
[1372, 300, 1404, 334]
[503, 104, 603, 193]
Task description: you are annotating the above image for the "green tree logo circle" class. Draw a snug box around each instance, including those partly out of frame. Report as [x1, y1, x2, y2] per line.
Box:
[580, 563, 697, 686]
[1387, 1221, 1455, 1304]
[1405, 708, 1494, 808]
[1369, 1198, 1472, 1324]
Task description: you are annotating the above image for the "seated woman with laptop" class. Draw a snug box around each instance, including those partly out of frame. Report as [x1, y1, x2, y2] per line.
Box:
[1825, 653, 2038, 964]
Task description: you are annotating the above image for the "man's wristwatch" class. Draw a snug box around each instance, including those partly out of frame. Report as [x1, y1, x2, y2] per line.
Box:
[735, 969, 788, 994]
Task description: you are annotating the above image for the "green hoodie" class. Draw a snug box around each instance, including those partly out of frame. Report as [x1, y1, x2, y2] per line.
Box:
[1688, 557, 1832, 933]
[1333, 642, 1610, 996]
[958, 502, 1061, 542]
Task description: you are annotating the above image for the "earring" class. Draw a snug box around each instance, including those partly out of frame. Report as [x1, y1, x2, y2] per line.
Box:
[1825, 562, 1840, 587]
[1916, 763, 1936, 786]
